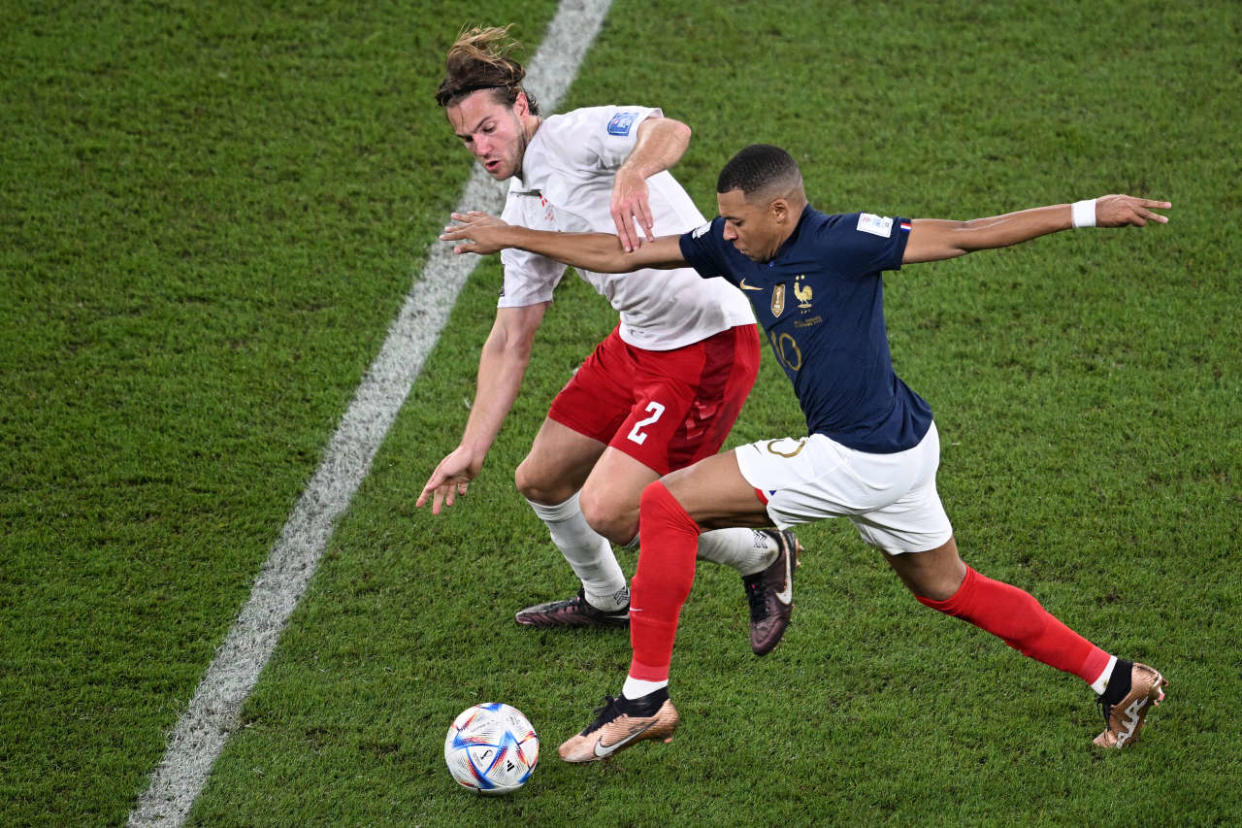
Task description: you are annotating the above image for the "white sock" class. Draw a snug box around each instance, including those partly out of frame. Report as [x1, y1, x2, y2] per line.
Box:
[526, 492, 628, 610]
[696, 528, 778, 576]
[1089, 655, 1119, 695]
[622, 675, 668, 700]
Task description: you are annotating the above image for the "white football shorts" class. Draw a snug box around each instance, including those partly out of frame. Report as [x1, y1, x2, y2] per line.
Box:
[733, 422, 953, 555]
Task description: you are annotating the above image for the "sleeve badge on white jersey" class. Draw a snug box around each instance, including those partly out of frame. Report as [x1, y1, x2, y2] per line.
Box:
[606, 111, 637, 136]
[691, 221, 712, 239]
[857, 213, 894, 238]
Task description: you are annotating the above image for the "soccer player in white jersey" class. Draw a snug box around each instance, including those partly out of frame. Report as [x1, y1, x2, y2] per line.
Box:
[441, 144, 1170, 759]
[416, 27, 800, 655]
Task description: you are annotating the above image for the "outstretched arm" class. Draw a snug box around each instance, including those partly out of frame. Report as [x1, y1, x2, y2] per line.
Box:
[440, 211, 689, 273]
[611, 116, 692, 252]
[416, 303, 547, 514]
[903, 194, 1171, 264]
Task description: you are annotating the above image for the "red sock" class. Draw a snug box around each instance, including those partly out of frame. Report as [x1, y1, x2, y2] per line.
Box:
[916, 566, 1112, 684]
[628, 481, 701, 681]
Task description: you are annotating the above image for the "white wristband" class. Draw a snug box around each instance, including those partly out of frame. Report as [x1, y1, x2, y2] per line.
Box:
[1071, 198, 1096, 229]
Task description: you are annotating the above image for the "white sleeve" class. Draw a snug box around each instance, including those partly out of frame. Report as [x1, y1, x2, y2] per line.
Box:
[550, 105, 662, 171]
[496, 191, 566, 309]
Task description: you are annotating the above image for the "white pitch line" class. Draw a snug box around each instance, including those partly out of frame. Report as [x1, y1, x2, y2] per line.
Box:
[129, 2, 613, 824]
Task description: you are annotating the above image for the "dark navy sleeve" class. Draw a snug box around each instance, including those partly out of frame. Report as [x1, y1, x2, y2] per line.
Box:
[677, 217, 732, 281]
[820, 212, 911, 277]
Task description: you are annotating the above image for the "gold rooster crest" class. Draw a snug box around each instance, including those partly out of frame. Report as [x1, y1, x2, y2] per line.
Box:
[794, 275, 813, 309]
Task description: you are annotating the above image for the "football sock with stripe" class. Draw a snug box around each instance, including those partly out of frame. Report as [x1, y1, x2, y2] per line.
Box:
[915, 566, 1113, 684]
[622, 676, 669, 700]
[616, 686, 669, 715]
[526, 492, 628, 611]
[627, 481, 700, 682]
[1098, 659, 1133, 706]
[696, 528, 778, 576]
[1089, 654, 1118, 695]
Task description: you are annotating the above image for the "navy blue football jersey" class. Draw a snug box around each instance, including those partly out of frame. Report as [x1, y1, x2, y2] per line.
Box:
[679, 206, 932, 453]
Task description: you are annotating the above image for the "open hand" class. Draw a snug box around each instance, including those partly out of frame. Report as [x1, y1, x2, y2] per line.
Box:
[610, 167, 655, 252]
[440, 211, 510, 255]
[1094, 195, 1172, 227]
[416, 446, 482, 514]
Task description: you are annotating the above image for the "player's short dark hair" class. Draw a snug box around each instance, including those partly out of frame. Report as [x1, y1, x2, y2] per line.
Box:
[435, 25, 540, 115]
[717, 144, 801, 197]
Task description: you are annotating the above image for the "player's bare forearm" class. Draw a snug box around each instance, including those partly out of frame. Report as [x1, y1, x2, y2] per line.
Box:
[516, 229, 688, 272]
[506, 226, 635, 272]
[904, 207, 1067, 263]
[442, 211, 688, 272]
[416, 306, 543, 513]
[458, 340, 526, 455]
[904, 195, 1171, 264]
[415, 352, 522, 513]
[611, 118, 692, 251]
[620, 117, 691, 180]
[457, 305, 544, 457]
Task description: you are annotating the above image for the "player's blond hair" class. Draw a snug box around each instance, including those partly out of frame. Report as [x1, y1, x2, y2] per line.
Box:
[435, 25, 540, 114]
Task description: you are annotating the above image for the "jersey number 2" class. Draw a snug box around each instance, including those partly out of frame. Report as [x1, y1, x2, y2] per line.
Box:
[627, 401, 666, 446]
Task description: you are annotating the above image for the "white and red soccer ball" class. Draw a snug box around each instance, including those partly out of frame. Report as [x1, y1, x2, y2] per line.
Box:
[444, 703, 539, 794]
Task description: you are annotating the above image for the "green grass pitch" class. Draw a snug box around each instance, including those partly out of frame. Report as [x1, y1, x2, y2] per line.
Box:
[2, 0, 1240, 824]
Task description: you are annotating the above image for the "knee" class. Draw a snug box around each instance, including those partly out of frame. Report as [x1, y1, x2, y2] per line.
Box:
[889, 537, 966, 603]
[906, 570, 966, 604]
[514, 458, 574, 505]
[579, 484, 640, 545]
[513, 460, 541, 500]
[638, 480, 665, 512]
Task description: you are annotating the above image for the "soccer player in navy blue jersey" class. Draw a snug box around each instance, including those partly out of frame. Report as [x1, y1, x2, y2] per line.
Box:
[441, 143, 1172, 761]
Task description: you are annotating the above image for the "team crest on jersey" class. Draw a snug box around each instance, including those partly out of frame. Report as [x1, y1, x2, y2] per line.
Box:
[770, 283, 786, 318]
[607, 111, 637, 136]
[794, 275, 813, 309]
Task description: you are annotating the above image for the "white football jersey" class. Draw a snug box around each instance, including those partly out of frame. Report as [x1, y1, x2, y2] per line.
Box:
[498, 105, 754, 351]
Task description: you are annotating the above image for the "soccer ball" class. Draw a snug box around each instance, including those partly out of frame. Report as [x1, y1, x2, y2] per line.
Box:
[444, 703, 539, 794]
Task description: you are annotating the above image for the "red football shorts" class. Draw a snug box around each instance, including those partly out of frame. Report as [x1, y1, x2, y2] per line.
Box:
[548, 323, 760, 475]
